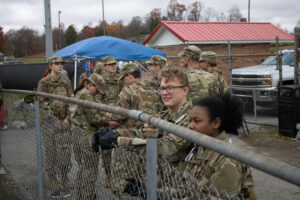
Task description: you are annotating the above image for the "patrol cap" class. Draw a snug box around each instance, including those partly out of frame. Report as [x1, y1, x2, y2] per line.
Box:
[119, 63, 139, 80]
[178, 45, 201, 61]
[146, 55, 167, 67]
[199, 51, 217, 65]
[48, 56, 65, 64]
[88, 73, 105, 92]
[101, 56, 117, 65]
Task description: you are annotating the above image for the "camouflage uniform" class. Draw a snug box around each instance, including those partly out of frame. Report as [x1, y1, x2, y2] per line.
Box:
[186, 67, 219, 104]
[200, 51, 228, 95]
[178, 131, 255, 199]
[98, 56, 121, 188]
[36, 56, 73, 190]
[69, 74, 107, 200]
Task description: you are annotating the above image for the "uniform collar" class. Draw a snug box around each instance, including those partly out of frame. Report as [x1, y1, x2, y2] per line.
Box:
[168, 100, 192, 122]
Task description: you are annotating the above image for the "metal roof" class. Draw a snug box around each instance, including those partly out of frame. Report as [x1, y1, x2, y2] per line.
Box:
[143, 21, 294, 45]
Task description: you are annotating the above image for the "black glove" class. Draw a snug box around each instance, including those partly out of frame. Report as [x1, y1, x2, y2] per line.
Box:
[92, 131, 100, 152]
[123, 178, 146, 199]
[92, 127, 119, 151]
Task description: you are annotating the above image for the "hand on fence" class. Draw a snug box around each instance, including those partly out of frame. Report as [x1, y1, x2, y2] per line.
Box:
[92, 127, 119, 151]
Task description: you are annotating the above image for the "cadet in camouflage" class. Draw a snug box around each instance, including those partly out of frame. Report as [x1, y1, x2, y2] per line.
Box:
[145, 55, 167, 89]
[98, 56, 122, 189]
[37, 56, 73, 191]
[199, 51, 228, 95]
[178, 93, 255, 199]
[69, 73, 108, 200]
[117, 66, 193, 165]
[180, 47, 220, 103]
[178, 45, 201, 70]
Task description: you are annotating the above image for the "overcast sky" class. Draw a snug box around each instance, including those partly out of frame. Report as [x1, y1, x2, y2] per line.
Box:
[1, 0, 299, 34]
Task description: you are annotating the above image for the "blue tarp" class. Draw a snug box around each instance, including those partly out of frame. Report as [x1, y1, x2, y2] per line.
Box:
[52, 36, 166, 60]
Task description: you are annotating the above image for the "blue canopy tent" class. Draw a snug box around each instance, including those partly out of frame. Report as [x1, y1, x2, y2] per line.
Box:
[52, 36, 166, 88]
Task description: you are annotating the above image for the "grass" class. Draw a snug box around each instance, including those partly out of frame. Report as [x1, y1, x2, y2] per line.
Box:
[21, 58, 46, 64]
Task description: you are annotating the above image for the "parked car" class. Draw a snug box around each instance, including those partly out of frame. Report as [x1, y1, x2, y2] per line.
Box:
[3, 56, 24, 65]
[231, 49, 298, 107]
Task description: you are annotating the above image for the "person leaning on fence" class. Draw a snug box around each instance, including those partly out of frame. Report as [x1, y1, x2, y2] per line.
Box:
[177, 93, 256, 199]
[199, 51, 228, 95]
[178, 45, 201, 70]
[69, 73, 108, 200]
[36, 56, 73, 195]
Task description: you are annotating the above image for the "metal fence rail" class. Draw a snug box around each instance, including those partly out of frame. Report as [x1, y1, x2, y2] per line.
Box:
[1, 89, 300, 200]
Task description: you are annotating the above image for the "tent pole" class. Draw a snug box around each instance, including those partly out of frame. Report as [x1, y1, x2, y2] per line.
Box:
[74, 56, 77, 90]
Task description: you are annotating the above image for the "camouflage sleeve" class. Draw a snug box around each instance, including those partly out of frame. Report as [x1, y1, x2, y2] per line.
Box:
[110, 86, 131, 122]
[210, 158, 241, 196]
[36, 79, 50, 111]
[157, 133, 192, 163]
[82, 93, 107, 128]
[208, 76, 219, 96]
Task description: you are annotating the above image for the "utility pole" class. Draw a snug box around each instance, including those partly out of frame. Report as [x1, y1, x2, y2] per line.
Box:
[102, 0, 106, 35]
[58, 10, 61, 49]
[248, 0, 251, 22]
[44, 0, 53, 59]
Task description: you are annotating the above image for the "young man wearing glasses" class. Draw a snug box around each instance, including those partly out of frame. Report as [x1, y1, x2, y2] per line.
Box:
[95, 66, 192, 165]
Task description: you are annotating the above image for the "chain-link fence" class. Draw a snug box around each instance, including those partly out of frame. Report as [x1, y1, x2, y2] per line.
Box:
[0, 91, 243, 200]
[2, 90, 300, 200]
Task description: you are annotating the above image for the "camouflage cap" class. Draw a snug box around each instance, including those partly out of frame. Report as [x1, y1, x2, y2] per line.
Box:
[178, 45, 201, 61]
[119, 63, 139, 80]
[101, 56, 117, 65]
[88, 73, 105, 92]
[48, 56, 65, 64]
[199, 51, 217, 65]
[146, 55, 167, 67]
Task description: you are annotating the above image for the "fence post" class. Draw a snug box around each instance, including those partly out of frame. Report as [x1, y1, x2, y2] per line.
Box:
[253, 89, 257, 122]
[276, 36, 283, 86]
[34, 100, 45, 200]
[228, 40, 232, 94]
[146, 138, 157, 200]
[294, 27, 299, 85]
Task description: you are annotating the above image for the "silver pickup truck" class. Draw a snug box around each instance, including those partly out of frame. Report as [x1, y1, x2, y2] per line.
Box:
[231, 49, 296, 107]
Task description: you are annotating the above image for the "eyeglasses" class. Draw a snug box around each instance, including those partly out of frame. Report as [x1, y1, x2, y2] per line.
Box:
[157, 85, 186, 93]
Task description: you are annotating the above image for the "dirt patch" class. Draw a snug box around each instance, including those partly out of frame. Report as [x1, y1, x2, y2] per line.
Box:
[241, 126, 300, 168]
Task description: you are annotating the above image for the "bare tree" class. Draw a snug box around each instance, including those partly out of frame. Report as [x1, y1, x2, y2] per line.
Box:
[145, 8, 162, 32]
[228, 5, 243, 22]
[187, 1, 204, 21]
[203, 7, 218, 22]
[216, 12, 227, 22]
[125, 16, 143, 42]
[167, 0, 187, 21]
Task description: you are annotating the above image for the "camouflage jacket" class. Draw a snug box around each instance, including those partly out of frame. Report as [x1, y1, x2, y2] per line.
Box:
[119, 100, 193, 165]
[179, 131, 254, 198]
[101, 71, 121, 105]
[144, 76, 159, 89]
[186, 68, 219, 104]
[37, 74, 73, 120]
[210, 68, 228, 95]
[111, 79, 163, 129]
[69, 87, 106, 131]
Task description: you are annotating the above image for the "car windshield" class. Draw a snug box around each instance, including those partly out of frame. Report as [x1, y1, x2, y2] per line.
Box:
[261, 52, 294, 66]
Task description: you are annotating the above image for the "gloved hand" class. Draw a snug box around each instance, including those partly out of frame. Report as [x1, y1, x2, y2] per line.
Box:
[92, 127, 119, 151]
[123, 178, 146, 199]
